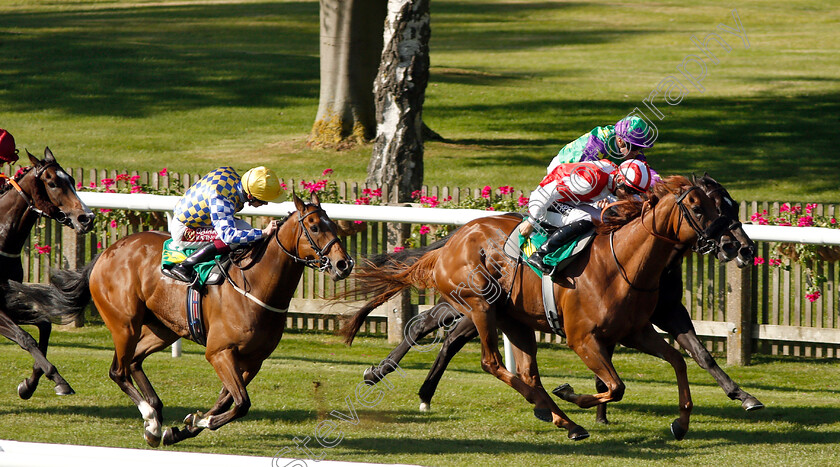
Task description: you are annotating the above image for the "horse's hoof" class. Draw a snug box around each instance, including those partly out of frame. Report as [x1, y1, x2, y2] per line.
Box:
[742, 396, 764, 411]
[670, 419, 688, 441]
[363, 366, 380, 383]
[54, 384, 75, 396]
[419, 401, 430, 412]
[17, 381, 35, 400]
[144, 429, 161, 448]
[183, 411, 203, 428]
[595, 416, 610, 425]
[568, 425, 590, 441]
[533, 408, 552, 422]
[162, 427, 179, 446]
[552, 383, 574, 401]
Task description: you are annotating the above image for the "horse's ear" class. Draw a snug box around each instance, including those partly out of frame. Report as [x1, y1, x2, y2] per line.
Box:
[293, 192, 306, 213]
[26, 149, 39, 166]
[310, 192, 321, 207]
[44, 147, 55, 163]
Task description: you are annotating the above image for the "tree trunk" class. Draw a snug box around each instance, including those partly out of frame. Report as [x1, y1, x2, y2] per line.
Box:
[367, 0, 430, 202]
[308, 0, 387, 149]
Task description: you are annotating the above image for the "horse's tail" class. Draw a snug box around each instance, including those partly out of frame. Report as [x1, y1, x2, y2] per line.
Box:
[338, 232, 457, 345]
[3, 256, 98, 325]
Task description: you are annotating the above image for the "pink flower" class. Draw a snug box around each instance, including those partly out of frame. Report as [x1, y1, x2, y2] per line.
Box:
[806, 290, 821, 302]
[130, 175, 141, 185]
[159, 168, 168, 177]
[797, 216, 814, 227]
[442, 196, 452, 202]
[116, 174, 130, 182]
[33, 243, 51, 255]
[419, 196, 439, 208]
[101, 178, 115, 188]
[14, 167, 25, 178]
[753, 257, 765, 266]
[769, 258, 783, 267]
[832, 218, 837, 225]
[353, 220, 363, 224]
[130, 185, 144, 193]
[89, 182, 97, 188]
[110, 220, 117, 229]
[777, 218, 792, 227]
[411, 189, 424, 199]
[280, 182, 287, 190]
[322, 168, 333, 176]
[96, 241, 103, 249]
[354, 196, 371, 205]
[76, 181, 83, 190]
[480, 186, 492, 199]
[418, 225, 431, 235]
[780, 203, 790, 213]
[498, 185, 514, 195]
[486, 206, 496, 211]
[393, 246, 405, 252]
[363, 188, 382, 198]
[99, 208, 111, 214]
[805, 203, 818, 214]
[517, 195, 529, 207]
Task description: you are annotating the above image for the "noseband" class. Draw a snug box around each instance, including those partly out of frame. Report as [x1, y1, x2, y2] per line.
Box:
[675, 186, 729, 255]
[276, 207, 344, 271]
[0, 162, 71, 227]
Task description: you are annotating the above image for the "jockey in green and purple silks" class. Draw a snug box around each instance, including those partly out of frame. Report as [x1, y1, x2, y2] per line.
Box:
[547, 116, 659, 178]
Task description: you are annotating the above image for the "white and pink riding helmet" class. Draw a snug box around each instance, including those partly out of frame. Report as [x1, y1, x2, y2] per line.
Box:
[617, 159, 652, 193]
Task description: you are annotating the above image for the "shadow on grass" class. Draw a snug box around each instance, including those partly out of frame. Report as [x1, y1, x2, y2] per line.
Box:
[436, 93, 840, 196]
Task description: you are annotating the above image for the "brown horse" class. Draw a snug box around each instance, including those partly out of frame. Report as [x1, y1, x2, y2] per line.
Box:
[36, 193, 352, 447]
[0, 148, 95, 398]
[340, 176, 728, 441]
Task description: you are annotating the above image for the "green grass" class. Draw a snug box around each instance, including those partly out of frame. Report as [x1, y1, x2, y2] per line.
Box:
[1, 0, 838, 201]
[1, 326, 839, 465]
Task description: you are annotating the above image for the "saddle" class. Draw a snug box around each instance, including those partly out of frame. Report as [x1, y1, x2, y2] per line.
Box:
[503, 220, 596, 337]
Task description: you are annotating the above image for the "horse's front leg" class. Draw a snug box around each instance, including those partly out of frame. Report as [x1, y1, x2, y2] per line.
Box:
[164, 387, 233, 445]
[182, 349, 258, 433]
[23, 320, 75, 397]
[0, 310, 68, 399]
[620, 323, 693, 440]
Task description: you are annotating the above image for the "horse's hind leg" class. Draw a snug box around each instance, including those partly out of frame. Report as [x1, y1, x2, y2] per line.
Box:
[129, 324, 180, 446]
[0, 310, 70, 399]
[164, 387, 233, 445]
[365, 303, 456, 384]
[418, 314, 478, 411]
[467, 301, 588, 441]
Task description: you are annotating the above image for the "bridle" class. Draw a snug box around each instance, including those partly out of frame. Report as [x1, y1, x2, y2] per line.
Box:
[276, 206, 347, 272]
[611, 185, 728, 291]
[0, 162, 72, 227]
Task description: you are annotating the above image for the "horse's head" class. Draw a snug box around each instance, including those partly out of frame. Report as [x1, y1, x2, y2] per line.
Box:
[695, 173, 755, 267]
[654, 176, 729, 250]
[289, 192, 354, 280]
[19, 148, 95, 233]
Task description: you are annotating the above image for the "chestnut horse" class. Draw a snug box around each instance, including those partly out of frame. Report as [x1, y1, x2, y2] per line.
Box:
[36, 193, 352, 447]
[340, 176, 728, 441]
[0, 148, 95, 398]
[363, 174, 762, 420]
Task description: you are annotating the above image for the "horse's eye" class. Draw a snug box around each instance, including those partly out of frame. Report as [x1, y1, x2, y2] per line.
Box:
[48, 181, 57, 188]
[310, 225, 319, 233]
[692, 206, 703, 219]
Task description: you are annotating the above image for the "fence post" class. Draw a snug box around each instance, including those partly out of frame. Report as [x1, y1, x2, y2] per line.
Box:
[385, 215, 412, 344]
[726, 261, 753, 365]
[61, 226, 86, 328]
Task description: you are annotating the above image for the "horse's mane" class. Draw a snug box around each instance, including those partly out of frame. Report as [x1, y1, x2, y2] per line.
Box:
[0, 166, 32, 195]
[596, 175, 693, 234]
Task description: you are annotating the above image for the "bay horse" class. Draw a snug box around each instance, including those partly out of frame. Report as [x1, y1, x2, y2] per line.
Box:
[0, 148, 95, 398]
[339, 176, 728, 441]
[33, 193, 353, 447]
[363, 174, 763, 420]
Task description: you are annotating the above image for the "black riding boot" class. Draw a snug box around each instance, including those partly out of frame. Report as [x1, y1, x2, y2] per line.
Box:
[169, 243, 221, 282]
[527, 219, 593, 274]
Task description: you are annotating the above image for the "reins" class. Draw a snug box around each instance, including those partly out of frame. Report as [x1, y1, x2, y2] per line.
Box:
[0, 162, 70, 225]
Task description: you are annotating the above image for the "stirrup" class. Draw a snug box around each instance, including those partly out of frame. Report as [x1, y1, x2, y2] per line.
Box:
[527, 253, 554, 274]
[169, 265, 195, 283]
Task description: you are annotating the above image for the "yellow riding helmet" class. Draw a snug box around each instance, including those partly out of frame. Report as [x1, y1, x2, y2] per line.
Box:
[241, 166, 285, 202]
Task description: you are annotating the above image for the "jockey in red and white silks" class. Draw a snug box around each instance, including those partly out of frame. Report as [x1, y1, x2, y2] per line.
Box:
[522, 158, 652, 273]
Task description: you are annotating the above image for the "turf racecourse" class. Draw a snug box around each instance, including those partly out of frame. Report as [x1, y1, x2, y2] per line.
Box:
[1, 326, 838, 466]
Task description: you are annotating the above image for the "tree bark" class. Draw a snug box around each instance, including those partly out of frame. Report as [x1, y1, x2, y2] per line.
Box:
[367, 0, 430, 202]
[308, 0, 387, 149]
